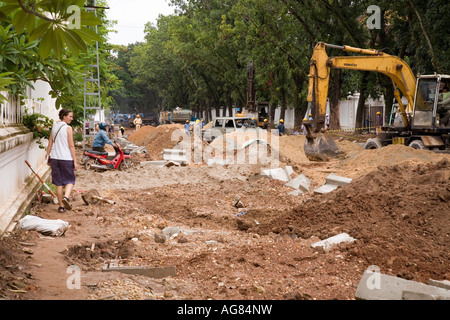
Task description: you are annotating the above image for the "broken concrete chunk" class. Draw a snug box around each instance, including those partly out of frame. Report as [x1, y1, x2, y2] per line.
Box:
[154, 233, 166, 243]
[162, 226, 181, 238]
[260, 167, 292, 182]
[311, 233, 356, 251]
[285, 174, 311, 192]
[355, 269, 450, 300]
[285, 166, 294, 178]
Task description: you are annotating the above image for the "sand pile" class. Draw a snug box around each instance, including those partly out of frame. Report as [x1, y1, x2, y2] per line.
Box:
[336, 144, 450, 178]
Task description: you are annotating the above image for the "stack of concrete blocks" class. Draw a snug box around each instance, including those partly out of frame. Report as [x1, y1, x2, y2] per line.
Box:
[314, 173, 352, 194]
[115, 137, 148, 155]
[140, 149, 187, 167]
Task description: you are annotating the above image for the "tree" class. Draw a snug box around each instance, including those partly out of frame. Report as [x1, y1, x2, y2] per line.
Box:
[0, 0, 103, 107]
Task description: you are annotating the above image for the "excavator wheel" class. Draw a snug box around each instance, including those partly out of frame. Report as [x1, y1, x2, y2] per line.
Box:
[408, 140, 426, 150]
[363, 138, 382, 150]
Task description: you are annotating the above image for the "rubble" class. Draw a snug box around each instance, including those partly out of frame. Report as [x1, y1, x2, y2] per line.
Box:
[2, 129, 449, 301]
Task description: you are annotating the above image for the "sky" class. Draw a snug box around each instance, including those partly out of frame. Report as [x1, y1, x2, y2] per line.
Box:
[106, 0, 175, 46]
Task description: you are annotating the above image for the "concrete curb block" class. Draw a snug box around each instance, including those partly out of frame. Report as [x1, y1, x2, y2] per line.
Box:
[311, 233, 356, 251]
[163, 149, 187, 165]
[355, 270, 450, 300]
[261, 166, 293, 182]
[285, 174, 311, 193]
[314, 173, 352, 194]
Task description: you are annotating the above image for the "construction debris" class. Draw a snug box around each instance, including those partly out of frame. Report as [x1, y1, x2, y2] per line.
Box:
[355, 269, 450, 300]
[82, 189, 116, 205]
[314, 173, 352, 194]
[260, 166, 294, 182]
[102, 261, 176, 279]
[285, 174, 311, 193]
[163, 149, 187, 165]
[311, 233, 356, 251]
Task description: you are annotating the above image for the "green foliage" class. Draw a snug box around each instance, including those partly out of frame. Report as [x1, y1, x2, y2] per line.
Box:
[0, 0, 101, 59]
[73, 131, 83, 142]
[0, 0, 120, 125]
[22, 110, 54, 149]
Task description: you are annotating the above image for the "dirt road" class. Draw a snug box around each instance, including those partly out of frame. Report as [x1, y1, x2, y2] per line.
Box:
[1, 126, 449, 300]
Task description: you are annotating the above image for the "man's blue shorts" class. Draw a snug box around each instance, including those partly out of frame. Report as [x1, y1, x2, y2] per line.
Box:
[50, 159, 75, 186]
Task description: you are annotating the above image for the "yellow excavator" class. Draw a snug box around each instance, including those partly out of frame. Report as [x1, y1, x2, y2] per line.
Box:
[304, 42, 450, 161]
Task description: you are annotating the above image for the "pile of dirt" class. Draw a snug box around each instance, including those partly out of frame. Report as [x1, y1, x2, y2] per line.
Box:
[249, 158, 450, 283]
[127, 124, 184, 160]
[0, 232, 36, 299]
[335, 144, 450, 178]
[63, 239, 136, 271]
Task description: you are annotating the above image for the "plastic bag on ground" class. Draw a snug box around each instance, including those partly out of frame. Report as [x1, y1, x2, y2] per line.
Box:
[18, 215, 70, 237]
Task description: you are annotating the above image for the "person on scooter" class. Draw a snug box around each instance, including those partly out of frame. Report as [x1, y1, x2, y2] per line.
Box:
[92, 122, 114, 153]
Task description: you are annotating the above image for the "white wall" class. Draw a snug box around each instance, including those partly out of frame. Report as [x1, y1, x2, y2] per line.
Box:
[0, 81, 57, 235]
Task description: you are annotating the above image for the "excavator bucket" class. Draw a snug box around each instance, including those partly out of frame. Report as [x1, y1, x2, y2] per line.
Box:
[303, 125, 342, 161]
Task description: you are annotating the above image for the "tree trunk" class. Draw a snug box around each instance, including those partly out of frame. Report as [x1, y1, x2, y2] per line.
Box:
[227, 93, 233, 117]
[329, 69, 341, 130]
[269, 102, 276, 129]
[355, 72, 368, 133]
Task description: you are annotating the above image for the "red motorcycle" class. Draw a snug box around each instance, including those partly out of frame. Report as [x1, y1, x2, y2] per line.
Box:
[82, 142, 133, 171]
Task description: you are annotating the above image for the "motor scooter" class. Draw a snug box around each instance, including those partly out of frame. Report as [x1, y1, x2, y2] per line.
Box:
[82, 142, 133, 171]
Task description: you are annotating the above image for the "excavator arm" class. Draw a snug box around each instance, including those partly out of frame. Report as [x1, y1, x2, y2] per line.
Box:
[304, 42, 417, 161]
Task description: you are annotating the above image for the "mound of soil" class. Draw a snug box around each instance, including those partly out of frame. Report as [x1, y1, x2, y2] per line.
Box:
[63, 239, 136, 271]
[250, 158, 450, 283]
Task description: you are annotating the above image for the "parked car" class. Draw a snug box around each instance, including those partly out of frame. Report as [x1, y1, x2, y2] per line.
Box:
[201, 116, 256, 142]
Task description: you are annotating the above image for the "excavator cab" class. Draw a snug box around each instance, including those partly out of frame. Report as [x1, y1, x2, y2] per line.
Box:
[413, 75, 450, 128]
